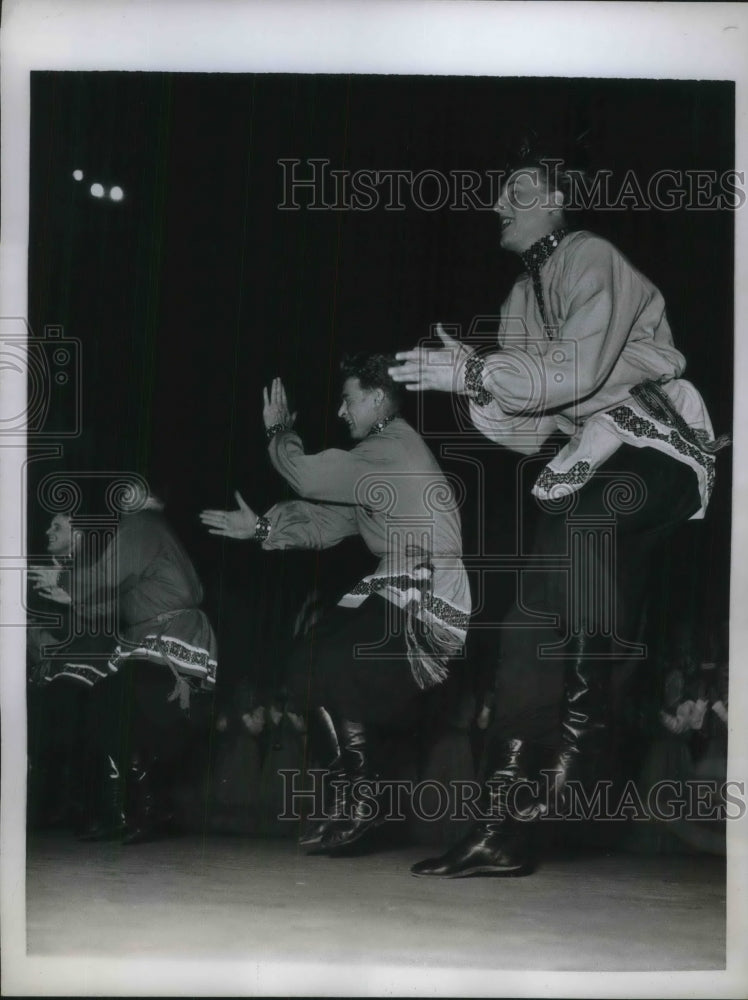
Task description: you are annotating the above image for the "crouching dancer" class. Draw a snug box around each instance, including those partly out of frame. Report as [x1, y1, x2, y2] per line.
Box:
[201, 354, 471, 854]
[30, 483, 218, 844]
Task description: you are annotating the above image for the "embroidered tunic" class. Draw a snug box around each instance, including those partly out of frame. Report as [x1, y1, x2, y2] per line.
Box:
[466, 230, 719, 517]
[262, 417, 471, 688]
[52, 510, 217, 697]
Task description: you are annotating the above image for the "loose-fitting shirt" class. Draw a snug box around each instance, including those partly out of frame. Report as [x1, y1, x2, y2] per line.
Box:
[468, 231, 718, 516]
[57, 510, 217, 694]
[262, 417, 471, 687]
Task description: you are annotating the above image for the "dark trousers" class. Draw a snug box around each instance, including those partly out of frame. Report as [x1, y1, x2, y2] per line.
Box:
[85, 660, 211, 767]
[285, 593, 460, 729]
[491, 445, 701, 748]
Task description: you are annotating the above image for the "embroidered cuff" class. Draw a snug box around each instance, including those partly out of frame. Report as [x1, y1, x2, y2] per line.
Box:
[254, 515, 271, 543]
[464, 354, 493, 407]
[265, 422, 290, 442]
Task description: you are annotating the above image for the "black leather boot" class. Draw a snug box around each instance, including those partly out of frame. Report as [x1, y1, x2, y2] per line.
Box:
[410, 738, 537, 878]
[301, 765, 348, 852]
[542, 635, 611, 814]
[300, 708, 346, 851]
[121, 752, 174, 846]
[317, 720, 386, 854]
[78, 753, 127, 841]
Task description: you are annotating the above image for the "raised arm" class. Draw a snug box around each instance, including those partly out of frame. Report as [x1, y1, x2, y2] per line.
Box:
[387, 324, 554, 452]
[261, 376, 391, 504]
[390, 240, 685, 417]
[267, 430, 391, 504]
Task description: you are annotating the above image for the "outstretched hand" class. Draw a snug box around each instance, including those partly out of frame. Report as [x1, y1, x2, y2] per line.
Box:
[388, 323, 472, 393]
[262, 377, 296, 431]
[36, 584, 72, 605]
[28, 563, 62, 591]
[200, 491, 259, 540]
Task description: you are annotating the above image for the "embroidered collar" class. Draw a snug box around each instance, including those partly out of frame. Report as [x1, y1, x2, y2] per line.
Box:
[520, 228, 568, 274]
[369, 413, 397, 436]
[520, 228, 569, 338]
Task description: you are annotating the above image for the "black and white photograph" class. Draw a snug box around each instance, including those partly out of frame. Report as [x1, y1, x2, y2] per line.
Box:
[1, 2, 747, 996]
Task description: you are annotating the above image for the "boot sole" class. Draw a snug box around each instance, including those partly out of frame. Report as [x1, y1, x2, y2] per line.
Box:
[410, 863, 531, 879]
[299, 823, 340, 851]
[321, 816, 387, 855]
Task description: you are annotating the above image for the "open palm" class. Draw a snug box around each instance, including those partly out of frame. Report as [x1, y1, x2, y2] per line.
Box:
[199, 491, 259, 539]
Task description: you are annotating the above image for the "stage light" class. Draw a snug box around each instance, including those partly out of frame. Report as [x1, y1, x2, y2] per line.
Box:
[109, 186, 124, 202]
[90, 183, 104, 198]
[72, 169, 84, 181]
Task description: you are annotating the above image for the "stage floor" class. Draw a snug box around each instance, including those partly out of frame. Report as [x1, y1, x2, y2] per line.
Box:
[24, 832, 725, 973]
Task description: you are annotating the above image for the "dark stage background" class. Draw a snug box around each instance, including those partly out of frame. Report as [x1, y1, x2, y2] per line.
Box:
[28, 72, 733, 703]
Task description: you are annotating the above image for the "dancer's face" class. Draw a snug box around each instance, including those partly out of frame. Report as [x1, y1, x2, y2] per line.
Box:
[494, 168, 563, 253]
[338, 377, 384, 440]
[45, 514, 73, 556]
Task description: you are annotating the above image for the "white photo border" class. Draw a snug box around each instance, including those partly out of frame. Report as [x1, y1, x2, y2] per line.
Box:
[1, 1, 747, 997]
